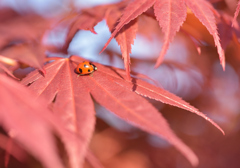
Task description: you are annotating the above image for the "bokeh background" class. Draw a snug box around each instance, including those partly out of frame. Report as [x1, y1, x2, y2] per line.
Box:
[1, 0, 240, 168]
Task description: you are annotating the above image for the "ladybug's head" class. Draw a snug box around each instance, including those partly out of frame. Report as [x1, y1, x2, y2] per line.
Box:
[90, 63, 97, 71]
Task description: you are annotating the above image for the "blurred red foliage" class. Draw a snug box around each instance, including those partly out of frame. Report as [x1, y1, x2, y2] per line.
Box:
[1, 0, 240, 168]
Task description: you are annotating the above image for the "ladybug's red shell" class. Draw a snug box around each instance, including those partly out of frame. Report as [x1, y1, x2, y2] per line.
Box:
[76, 61, 97, 75]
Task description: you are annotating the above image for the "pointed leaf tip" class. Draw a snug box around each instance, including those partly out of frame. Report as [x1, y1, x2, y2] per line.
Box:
[205, 115, 225, 135]
[185, 0, 225, 74]
[112, 70, 224, 135]
[105, 8, 138, 82]
[40, 67, 46, 75]
[222, 63, 225, 71]
[233, 1, 240, 26]
[90, 28, 97, 34]
[221, 56, 225, 71]
[154, 47, 167, 68]
[154, 52, 164, 68]
[99, 45, 107, 54]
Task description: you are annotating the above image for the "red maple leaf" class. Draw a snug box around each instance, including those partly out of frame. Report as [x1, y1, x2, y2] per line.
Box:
[0, 8, 51, 71]
[0, 74, 80, 168]
[100, 0, 225, 70]
[61, 5, 111, 53]
[106, 6, 138, 80]
[62, 2, 137, 79]
[0, 43, 46, 72]
[21, 55, 224, 167]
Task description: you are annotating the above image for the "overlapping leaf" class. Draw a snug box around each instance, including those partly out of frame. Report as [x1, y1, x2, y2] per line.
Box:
[106, 7, 138, 80]
[62, 2, 136, 79]
[62, 5, 110, 52]
[0, 133, 28, 166]
[233, 0, 240, 25]
[0, 9, 49, 48]
[101, 0, 225, 70]
[0, 8, 50, 70]
[0, 62, 18, 79]
[62, 1, 129, 53]
[0, 43, 46, 72]
[22, 55, 224, 166]
[0, 74, 71, 168]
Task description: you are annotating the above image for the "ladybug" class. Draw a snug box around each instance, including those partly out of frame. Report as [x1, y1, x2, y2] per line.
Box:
[75, 61, 97, 75]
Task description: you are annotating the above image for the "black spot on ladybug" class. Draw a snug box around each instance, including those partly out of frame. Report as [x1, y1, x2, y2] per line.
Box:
[79, 68, 82, 73]
[84, 64, 87, 68]
[88, 69, 90, 72]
